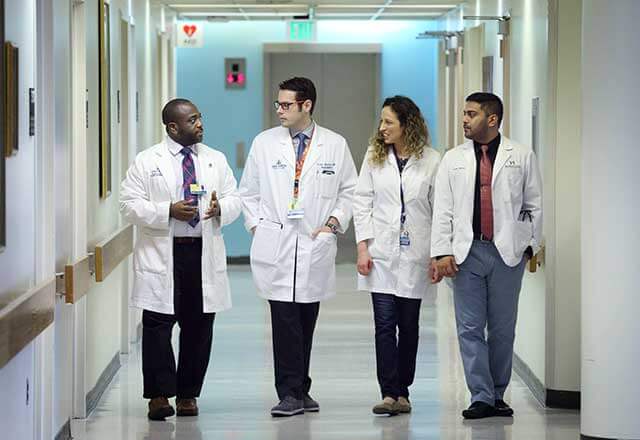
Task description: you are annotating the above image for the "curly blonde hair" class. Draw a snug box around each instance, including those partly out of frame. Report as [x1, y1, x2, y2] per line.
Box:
[368, 96, 431, 167]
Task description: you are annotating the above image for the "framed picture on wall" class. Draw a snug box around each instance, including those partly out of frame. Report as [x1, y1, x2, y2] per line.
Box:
[98, 0, 112, 199]
[4, 42, 19, 157]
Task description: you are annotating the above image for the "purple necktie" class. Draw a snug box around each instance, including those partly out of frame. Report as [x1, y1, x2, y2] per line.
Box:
[480, 145, 493, 239]
[181, 147, 199, 228]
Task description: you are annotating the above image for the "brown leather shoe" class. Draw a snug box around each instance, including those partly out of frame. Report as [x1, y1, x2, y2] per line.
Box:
[176, 398, 199, 417]
[396, 396, 412, 413]
[372, 397, 399, 415]
[148, 397, 175, 421]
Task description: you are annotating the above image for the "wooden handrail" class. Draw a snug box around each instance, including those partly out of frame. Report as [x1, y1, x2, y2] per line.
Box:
[64, 255, 94, 304]
[0, 278, 55, 369]
[95, 224, 133, 282]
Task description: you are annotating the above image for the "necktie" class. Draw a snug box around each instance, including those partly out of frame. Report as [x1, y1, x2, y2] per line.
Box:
[480, 145, 493, 240]
[181, 147, 200, 228]
[295, 132, 308, 162]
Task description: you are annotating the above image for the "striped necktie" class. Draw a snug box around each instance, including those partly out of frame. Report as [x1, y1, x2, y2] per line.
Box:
[181, 147, 200, 228]
[479, 144, 493, 239]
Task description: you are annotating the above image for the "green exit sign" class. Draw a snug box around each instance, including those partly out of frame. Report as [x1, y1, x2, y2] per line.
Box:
[289, 21, 315, 41]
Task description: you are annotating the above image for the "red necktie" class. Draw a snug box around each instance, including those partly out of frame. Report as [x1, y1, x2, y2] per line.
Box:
[480, 145, 493, 240]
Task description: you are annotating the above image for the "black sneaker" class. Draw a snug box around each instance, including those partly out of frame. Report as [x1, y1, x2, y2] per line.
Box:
[462, 401, 496, 419]
[495, 399, 514, 417]
[271, 396, 304, 417]
[303, 394, 319, 412]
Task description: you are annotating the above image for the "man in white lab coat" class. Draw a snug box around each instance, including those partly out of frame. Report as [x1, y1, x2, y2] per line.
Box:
[120, 99, 241, 421]
[239, 77, 357, 417]
[431, 93, 542, 419]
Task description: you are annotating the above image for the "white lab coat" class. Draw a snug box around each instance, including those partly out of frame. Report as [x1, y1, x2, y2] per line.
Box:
[120, 139, 242, 314]
[430, 136, 543, 267]
[353, 146, 441, 299]
[238, 124, 358, 303]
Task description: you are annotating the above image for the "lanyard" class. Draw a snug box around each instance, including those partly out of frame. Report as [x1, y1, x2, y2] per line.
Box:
[292, 128, 314, 200]
[394, 149, 408, 227]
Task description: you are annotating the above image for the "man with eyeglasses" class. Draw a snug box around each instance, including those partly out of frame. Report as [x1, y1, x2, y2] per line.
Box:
[120, 98, 241, 420]
[239, 77, 357, 417]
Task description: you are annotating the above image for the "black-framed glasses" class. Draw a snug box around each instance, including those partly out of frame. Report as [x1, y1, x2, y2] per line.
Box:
[273, 100, 305, 111]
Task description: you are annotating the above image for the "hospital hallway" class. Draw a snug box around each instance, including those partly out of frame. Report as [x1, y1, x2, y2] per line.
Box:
[70, 265, 579, 440]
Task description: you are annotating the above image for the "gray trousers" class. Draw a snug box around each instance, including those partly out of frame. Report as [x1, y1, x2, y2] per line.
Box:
[452, 240, 526, 405]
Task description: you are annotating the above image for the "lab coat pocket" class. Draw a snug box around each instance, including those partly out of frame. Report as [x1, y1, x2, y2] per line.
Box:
[310, 232, 337, 270]
[515, 220, 533, 250]
[317, 172, 338, 198]
[250, 221, 282, 265]
[135, 234, 169, 274]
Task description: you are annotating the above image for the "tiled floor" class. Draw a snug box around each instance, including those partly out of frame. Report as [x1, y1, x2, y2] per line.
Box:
[71, 265, 580, 439]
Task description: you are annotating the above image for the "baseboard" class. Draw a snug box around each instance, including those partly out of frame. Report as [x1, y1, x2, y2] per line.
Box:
[227, 256, 249, 265]
[54, 418, 71, 440]
[547, 388, 580, 409]
[512, 352, 546, 407]
[86, 352, 121, 416]
[513, 353, 581, 410]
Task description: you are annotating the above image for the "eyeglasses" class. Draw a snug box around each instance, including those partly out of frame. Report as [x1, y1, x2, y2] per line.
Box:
[273, 100, 305, 111]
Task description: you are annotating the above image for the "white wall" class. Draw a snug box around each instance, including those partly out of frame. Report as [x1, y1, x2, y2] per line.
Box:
[546, 0, 581, 393]
[0, 0, 39, 438]
[1, 0, 172, 437]
[581, 1, 640, 436]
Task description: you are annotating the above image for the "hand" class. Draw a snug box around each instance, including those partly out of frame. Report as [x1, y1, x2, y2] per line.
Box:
[203, 191, 221, 220]
[357, 249, 373, 276]
[435, 255, 458, 278]
[170, 199, 198, 221]
[429, 258, 444, 284]
[311, 226, 333, 239]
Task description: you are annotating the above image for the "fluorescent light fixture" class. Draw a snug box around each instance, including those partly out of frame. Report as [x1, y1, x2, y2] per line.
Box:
[317, 4, 457, 9]
[180, 12, 302, 17]
[315, 12, 442, 17]
[171, 3, 307, 8]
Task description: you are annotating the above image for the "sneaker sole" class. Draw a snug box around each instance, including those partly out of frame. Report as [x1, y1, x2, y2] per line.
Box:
[372, 407, 399, 415]
[304, 406, 320, 412]
[271, 408, 304, 417]
[176, 409, 199, 417]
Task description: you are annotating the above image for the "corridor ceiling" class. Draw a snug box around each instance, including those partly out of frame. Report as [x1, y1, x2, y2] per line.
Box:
[156, 1, 463, 20]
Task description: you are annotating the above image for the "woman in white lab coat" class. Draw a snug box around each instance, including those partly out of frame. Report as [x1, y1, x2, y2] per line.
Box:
[353, 96, 441, 415]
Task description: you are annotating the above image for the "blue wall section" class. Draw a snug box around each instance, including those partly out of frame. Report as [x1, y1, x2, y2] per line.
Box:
[178, 20, 439, 257]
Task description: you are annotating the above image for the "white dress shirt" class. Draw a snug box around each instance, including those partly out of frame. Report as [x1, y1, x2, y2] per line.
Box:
[166, 136, 203, 237]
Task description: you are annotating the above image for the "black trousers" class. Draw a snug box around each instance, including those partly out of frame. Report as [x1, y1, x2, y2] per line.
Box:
[142, 239, 215, 399]
[371, 292, 421, 399]
[269, 300, 320, 400]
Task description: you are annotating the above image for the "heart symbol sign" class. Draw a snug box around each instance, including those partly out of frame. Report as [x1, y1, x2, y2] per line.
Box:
[183, 25, 197, 38]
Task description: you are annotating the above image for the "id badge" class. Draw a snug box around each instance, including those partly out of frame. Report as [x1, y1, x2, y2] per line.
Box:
[189, 183, 206, 195]
[399, 230, 411, 246]
[287, 199, 305, 219]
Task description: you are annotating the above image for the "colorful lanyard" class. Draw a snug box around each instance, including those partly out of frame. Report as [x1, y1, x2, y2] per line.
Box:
[292, 129, 314, 200]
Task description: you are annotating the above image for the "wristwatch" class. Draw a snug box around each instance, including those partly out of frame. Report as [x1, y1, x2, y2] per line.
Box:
[325, 222, 339, 234]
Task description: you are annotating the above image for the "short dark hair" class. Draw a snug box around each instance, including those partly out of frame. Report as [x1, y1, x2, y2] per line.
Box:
[278, 77, 317, 114]
[162, 98, 193, 125]
[466, 92, 503, 125]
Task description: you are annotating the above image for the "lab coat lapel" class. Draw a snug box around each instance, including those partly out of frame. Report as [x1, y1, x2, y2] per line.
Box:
[155, 142, 177, 200]
[300, 126, 323, 179]
[493, 137, 514, 185]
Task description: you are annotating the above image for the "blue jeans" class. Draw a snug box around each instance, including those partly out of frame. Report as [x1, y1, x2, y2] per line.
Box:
[371, 292, 422, 399]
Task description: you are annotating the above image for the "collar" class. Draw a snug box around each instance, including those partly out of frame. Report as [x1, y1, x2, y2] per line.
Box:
[473, 133, 501, 153]
[166, 135, 198, 157]
[290, 120, 315, 139]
